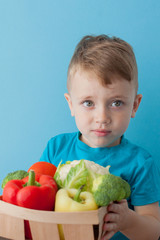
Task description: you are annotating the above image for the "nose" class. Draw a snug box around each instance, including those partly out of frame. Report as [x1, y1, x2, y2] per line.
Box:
[95, 106, 111, 125]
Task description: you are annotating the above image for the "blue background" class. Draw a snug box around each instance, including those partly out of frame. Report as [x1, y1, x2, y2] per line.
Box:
[0, 0, 160, 194]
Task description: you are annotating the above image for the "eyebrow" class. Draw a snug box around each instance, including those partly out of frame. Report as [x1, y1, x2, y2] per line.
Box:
[79, 95, 129, 100]
[78, 96, 94, 101]
[76, 92, 132, 105]
[110, 95, 129, 99]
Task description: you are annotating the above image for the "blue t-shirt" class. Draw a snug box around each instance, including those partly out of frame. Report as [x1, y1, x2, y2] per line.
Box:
[39, 132, 160, 240]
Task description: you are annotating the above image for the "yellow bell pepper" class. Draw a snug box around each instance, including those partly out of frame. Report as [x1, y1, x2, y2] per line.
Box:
[55, 188, 98, 212]
[55, 187, 98, 240]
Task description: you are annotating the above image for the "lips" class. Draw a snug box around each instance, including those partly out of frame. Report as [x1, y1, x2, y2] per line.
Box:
[92, 129, 111, 137]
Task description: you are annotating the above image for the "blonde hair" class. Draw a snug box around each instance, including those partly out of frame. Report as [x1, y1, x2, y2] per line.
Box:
[67, 34, 138, 91]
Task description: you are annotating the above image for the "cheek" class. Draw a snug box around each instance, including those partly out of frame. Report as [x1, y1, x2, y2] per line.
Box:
[113, 112, 131, 130]
[121, 118, 131, 131]
[74, 111, 90, 129]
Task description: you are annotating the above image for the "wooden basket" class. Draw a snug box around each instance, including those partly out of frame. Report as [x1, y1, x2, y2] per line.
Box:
[0, 199, 107, 240]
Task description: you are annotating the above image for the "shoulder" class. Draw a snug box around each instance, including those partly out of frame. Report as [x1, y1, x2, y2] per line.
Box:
[47, 132, 78, 147]
[119, 137, 154, 183]
[122, 138, 160, 205]
[122, 137, 152, 163]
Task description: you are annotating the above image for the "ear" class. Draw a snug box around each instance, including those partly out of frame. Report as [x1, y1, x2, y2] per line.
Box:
[131, 94, 142, 118]
[64, 93, 75, 116]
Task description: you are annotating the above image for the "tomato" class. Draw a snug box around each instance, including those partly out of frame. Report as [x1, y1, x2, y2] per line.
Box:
[28, 162, 57, 177]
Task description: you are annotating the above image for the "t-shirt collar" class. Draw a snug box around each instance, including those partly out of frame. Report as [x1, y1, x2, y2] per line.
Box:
[76, 131, 126, 152]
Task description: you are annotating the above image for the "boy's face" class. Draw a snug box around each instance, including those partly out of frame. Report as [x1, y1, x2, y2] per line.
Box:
[65, 68, 142, 148]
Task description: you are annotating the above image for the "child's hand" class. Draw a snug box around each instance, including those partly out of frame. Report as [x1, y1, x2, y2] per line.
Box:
[101, 199, 131, 240]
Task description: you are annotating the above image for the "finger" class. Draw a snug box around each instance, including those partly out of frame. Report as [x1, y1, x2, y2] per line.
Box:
[104, 213, 119, 223]
[107, 202, 122, 213]
[101, 230, 115, 240]
[103, 222, 117, 232]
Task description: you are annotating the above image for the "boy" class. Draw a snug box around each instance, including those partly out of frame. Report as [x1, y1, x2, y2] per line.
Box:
[40, 35, 160, 239]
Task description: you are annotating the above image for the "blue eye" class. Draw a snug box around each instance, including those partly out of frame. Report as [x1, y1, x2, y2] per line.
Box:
[83, 100, 94, 107]
[112, 100, 123, 107]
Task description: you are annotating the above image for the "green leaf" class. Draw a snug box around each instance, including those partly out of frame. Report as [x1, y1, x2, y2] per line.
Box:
[54, 160, 63, 188]
[63, 160, 89, 190]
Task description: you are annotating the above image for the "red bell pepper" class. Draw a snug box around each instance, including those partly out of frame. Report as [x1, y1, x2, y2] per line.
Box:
[2, 170, 58, 239]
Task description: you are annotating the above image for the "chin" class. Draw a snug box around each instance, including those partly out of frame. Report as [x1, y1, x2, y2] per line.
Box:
[94, 138, 120, 148]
